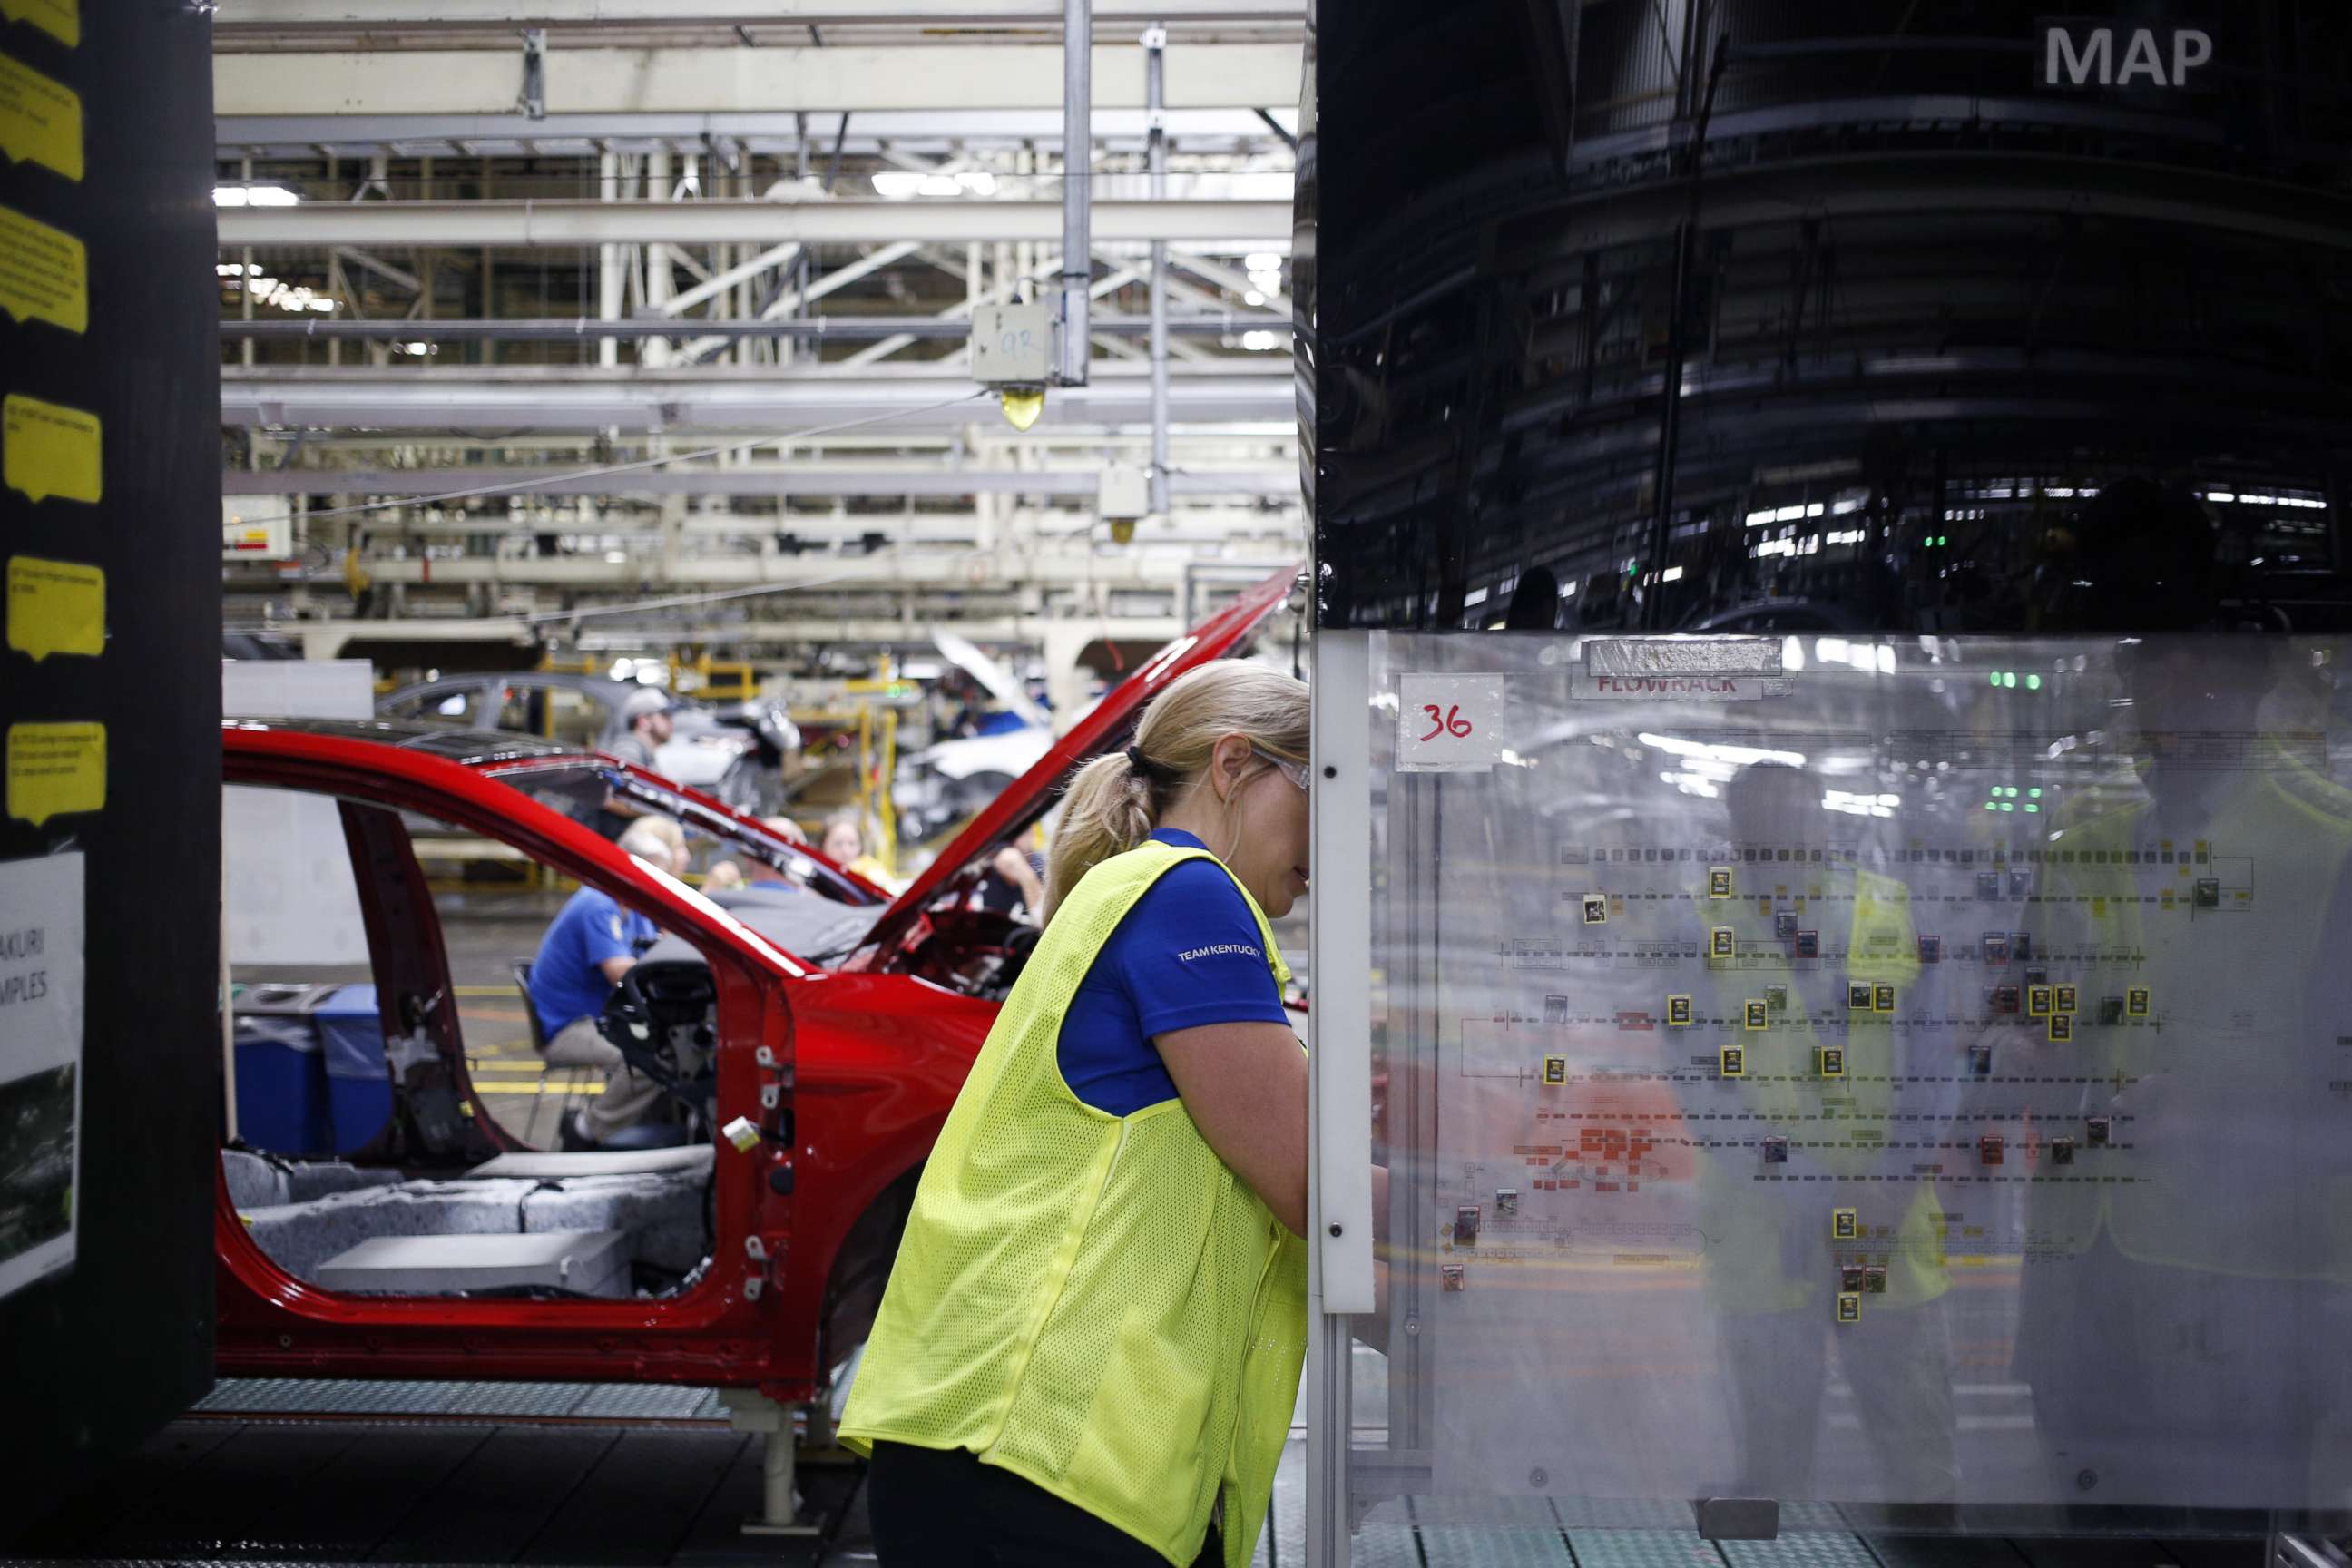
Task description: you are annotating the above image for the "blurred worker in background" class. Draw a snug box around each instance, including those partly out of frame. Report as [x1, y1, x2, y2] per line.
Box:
[632, 813, 689, 877]
[601, 688, 677, 835]
[529, 817, 681, 1147]
[842, 662, 1371, 1568]
[722, 818, 815, 905]
[611, 687, 673, 769]
[974, 821, 1047, 922]
[820, 811, 894, 887]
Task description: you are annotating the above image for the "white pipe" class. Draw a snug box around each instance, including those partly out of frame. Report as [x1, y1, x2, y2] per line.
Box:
[215, 198, 1287, 248]
[1056, 0, 1091, 386]
[1146, 20, 1169, 514]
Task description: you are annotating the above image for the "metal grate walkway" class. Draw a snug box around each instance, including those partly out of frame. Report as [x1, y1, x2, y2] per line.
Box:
[8, 1381, 2276, 1568]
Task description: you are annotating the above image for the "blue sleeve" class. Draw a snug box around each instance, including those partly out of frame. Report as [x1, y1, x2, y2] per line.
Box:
[1108, 860, 1289, 1036]
[575, 892, 638, 969]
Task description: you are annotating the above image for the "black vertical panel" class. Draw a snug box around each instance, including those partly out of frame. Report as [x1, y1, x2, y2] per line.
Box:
[1312, 0, 2352, 634]
[0, 0, 221, 1523]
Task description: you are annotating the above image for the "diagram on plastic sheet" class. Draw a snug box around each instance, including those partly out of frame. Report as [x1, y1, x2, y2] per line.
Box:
[1371, 638, 2352, 1515]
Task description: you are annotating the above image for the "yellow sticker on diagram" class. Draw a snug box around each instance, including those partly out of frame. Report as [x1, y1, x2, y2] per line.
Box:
[3, 392, 97, 503]
[0, 202, 85, 331]
[0, 0, 77, 49]
[0, 54, 80, 181]
[6, 720, 102, 824]
[7, 556, 100, 660]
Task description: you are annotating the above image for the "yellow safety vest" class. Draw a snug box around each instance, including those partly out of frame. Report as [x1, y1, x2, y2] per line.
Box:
[1696, 860, 1950, 1314]
[838, 838, 1308, 1568]
[2036, 764, 2352, 1279]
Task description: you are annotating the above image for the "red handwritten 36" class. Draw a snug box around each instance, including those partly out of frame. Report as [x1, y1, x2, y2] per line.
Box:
[1418, 704, 1475, 742]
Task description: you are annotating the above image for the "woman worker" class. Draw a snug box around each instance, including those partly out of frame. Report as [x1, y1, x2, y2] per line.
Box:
[841, 661, 1357, 1567]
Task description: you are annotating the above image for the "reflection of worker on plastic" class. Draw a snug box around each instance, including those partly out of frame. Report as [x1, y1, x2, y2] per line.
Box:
[1699, 761, 1960, 1508]
[2015, 632, 2352, 1507]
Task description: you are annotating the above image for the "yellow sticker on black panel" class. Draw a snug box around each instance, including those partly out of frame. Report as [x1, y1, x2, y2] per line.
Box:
[6, 556, 100, 660]
[0, 203, 85, 331]
[3, 393, 98, 503]
[6, 720, 101, 824]
[0, 0, 76, 48]
[0, 54, 80, 181]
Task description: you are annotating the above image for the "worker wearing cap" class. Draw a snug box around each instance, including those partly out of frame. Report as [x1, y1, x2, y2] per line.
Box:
[600, 688, 674, 834]
[612, 687, 672, 771]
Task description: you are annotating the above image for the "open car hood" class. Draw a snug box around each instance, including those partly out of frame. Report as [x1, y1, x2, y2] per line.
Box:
[860, 563, 1301, 960]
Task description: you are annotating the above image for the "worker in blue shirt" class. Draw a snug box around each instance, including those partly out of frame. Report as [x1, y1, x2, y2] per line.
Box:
[528, 818, 675, 1146]
[1050, 823, 1294, 1114]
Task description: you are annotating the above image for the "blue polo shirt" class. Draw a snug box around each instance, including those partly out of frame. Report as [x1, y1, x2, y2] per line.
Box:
[1056, 828, 1292, 1116]
[529, 886, 657, 1041]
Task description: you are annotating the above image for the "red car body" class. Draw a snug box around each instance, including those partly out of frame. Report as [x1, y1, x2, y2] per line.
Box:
[212, 566, 1295, 1404]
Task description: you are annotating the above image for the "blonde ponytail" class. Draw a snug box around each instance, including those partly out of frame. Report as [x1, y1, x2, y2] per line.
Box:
[1040, 661, 1309, 925]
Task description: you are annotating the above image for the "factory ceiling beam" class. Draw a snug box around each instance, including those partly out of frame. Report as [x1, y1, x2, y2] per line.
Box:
[215, 107, 1301, 157]
[219, 364, 1295, 430]
[240, 513, 1298, 544]
[221, 466, 1297, 498]
[216, 0, 1302, 30]
[657, 240, 799, 317]
[214, 198, 1291, 248]
[264, 612, 1200, 662]
[337, 548, 1298, 589]
[217, 312, 1288, 342]
[214, 44, 1300, 117]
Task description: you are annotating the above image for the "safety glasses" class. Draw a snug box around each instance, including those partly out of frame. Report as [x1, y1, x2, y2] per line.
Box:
[1251, 743, 1310, 793]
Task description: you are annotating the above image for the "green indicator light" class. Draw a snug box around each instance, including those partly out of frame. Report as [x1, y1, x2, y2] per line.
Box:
[2000, 802, 2015, 812]
[2030, 788, 2043, 799]
[2024, 803, 2041, 813]
[1988, 672, 2001, 688]
[1984, 801, 1998, 811]
[2003, 672, 2018, 689]
[2026, 673, 2043, 691]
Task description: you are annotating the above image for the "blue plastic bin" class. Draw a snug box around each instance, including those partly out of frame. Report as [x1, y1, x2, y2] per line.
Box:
[231, 985, 334, 1156]
[315, 984, 393, 1154]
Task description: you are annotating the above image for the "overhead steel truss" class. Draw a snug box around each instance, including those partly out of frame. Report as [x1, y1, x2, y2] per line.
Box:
[218, 364, 1294, 431]
[214, 43, 1300, 117]
[220, 313, 1288, 342]
[214, 107, 1301, 158]
[222, 466, 1295, 498]
[215, 0, 1305, 30]
[214, 197, 1290, 248]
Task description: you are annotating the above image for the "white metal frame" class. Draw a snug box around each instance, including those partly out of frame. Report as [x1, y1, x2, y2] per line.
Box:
[1307, 627, 1374, 1567]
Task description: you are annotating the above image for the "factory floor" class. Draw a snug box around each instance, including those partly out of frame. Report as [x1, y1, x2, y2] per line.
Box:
[183, 908, 2269, 1565]
[9, 1377, 2278, 1567]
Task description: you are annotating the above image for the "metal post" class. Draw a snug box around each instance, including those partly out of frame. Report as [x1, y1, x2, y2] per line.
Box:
[239, 155, 255, 368]
[642, 148, 672, 368]
[719, 1390, 819, 1538]
[1056, 0, 1092, 386]
[1145, 21, 1170, 513]
[1306, 629, 1377, 1568]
